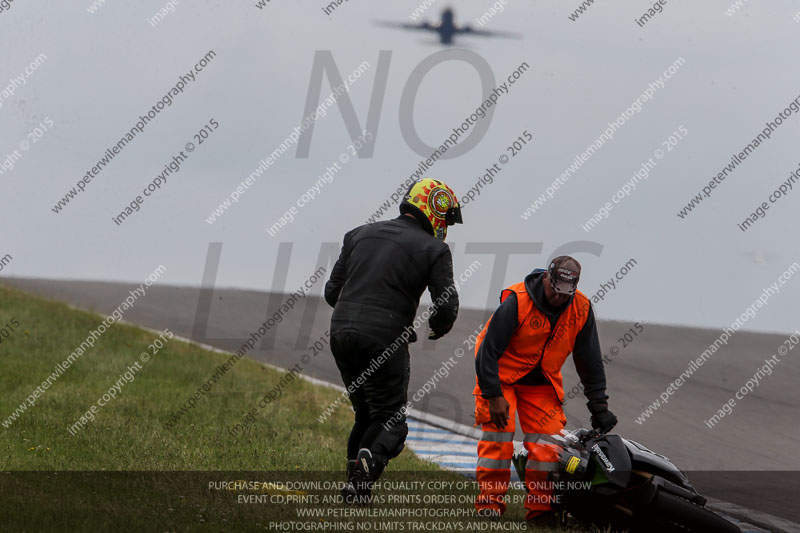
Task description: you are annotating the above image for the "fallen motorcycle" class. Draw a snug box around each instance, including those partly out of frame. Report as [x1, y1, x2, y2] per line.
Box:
[512, 428, 740, 532]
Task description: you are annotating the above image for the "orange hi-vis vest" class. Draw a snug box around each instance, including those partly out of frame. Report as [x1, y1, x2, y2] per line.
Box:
[474, 281, 591, 403]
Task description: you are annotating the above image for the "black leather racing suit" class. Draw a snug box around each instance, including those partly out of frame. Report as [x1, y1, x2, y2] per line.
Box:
[325, 214, 459, 462]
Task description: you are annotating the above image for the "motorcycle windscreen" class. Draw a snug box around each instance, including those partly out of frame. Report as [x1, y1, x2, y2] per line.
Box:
[623, 438, 691, 486]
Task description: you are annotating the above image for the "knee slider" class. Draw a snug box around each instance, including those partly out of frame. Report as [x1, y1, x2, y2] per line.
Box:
[370, 420, 408, 460]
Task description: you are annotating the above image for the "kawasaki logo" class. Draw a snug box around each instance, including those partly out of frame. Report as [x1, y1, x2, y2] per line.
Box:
[591, 443, 615, 472]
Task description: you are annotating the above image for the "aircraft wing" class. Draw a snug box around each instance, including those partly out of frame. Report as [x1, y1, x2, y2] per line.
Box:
[373, 20, 437, 32]
[456, 25, 520, 39]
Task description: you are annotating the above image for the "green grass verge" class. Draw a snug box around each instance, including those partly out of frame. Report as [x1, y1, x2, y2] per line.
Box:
[0, 283, 575, 532]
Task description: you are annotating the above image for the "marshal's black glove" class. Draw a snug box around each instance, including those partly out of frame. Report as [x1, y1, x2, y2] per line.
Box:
[591, 410, 618, 434]
[587, 399, 617, 434]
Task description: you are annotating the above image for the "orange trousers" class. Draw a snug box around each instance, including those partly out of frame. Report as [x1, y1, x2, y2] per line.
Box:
[474, 384, 565, 520]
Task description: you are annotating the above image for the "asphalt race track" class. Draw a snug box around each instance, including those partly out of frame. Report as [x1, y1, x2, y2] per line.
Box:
[4, 278, 799, 523]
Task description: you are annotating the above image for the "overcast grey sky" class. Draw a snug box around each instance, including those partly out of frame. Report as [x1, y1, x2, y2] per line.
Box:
[2, 0, 799, 334]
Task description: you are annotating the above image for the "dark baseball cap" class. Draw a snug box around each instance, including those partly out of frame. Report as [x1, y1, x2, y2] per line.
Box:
[548, 256, 581, 295]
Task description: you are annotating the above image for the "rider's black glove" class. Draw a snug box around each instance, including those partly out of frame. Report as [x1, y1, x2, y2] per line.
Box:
[427, 317, 447, 340]
[587, 399, 617, 434]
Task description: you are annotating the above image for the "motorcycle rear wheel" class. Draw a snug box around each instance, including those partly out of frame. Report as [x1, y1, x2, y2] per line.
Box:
[646, 490, 740, 533]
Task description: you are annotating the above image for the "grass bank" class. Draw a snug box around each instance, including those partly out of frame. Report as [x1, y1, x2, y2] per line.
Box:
[0, 284, 557, 531]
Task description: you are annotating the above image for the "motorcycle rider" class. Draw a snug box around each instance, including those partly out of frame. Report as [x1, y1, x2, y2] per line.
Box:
[325, 178, 463, 503]
[473, 256, 617, 524]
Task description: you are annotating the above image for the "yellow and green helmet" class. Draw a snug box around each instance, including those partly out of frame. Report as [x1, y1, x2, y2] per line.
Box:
[399, 178, 463, 241]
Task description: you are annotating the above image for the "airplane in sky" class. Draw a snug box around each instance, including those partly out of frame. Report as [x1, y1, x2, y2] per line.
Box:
[376, 8, 519, 46]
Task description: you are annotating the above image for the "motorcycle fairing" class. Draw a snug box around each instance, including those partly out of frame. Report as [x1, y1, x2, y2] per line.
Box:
[587, 434, 632, 488]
